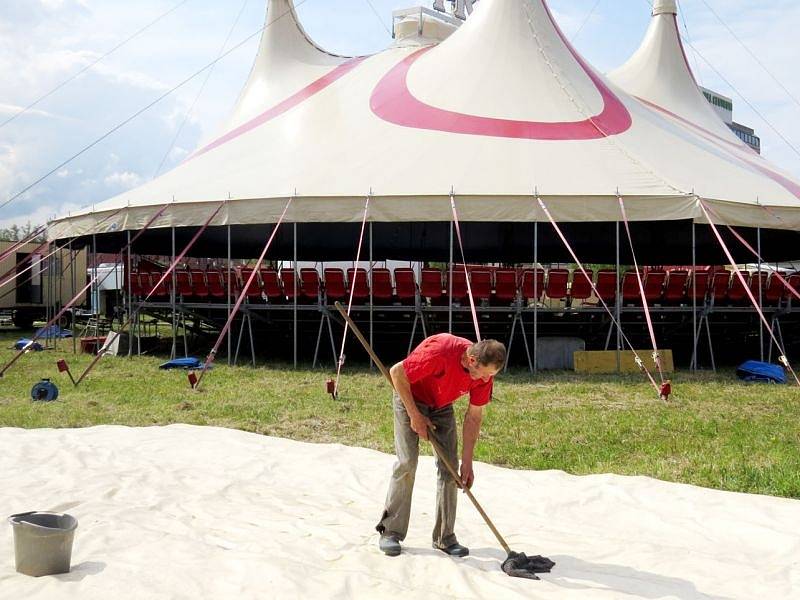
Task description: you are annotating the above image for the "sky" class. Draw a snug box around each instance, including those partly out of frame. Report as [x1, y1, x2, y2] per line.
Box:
[1, 0, 799, 229]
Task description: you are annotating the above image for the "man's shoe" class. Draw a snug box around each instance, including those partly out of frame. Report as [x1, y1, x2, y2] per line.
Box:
[379, 534, 401, 556]
[433, 542, 469, 557]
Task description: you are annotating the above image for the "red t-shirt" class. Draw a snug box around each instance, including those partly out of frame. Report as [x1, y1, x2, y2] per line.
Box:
[402, 333, 493, 409]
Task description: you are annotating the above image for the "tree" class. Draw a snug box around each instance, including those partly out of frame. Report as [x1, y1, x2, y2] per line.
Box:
[0, 222, 45, 243]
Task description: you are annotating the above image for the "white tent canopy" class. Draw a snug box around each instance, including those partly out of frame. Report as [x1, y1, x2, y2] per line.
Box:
[49, 0, 800, 241]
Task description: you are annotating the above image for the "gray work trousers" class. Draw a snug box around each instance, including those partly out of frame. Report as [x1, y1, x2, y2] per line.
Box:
[375, 392, 459, 547]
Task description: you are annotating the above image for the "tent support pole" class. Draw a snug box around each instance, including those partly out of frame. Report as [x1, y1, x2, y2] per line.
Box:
[615, 221, 621, 373]
[369, 221, 374, 371]
[758, 227, 763, 362]
[127, 231, 133, 357]
[92, 233, 98, 342]
[448, 220, 453, 334]
[691, 222, 697, 373]
[71, 239, 77, 355]
[293, 222, 298, 369]
[533, 220, 538, 375]
[171, 226, 177, 360]
[227, 224, 232, 366]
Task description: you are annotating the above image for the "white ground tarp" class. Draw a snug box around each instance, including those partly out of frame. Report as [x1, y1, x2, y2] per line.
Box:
[48, 0, 800, 240]
[2, 424, 799, 599]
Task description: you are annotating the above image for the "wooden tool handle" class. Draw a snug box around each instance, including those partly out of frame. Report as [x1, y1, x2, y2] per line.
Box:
[333, 302, 512, 554]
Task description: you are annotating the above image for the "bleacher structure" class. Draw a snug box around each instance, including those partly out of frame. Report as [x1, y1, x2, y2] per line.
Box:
[125, 260, 800, 370]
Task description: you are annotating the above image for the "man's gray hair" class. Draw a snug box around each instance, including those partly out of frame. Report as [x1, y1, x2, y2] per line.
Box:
[467, 339, 507, 368]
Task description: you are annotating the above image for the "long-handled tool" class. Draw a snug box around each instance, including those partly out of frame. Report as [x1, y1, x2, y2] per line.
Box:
[333, 302, 554, 580]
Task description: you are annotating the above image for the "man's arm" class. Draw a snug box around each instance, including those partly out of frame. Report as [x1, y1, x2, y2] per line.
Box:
[460, 403, 483, 489]
[389, 361, 434, 440]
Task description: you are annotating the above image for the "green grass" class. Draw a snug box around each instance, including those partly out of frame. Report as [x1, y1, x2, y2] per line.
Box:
[1, 329, 799, 498]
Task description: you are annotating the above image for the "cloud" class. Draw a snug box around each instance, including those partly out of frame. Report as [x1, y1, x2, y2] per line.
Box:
[2, 0, 799, 235]
[104, 170, 142, 189]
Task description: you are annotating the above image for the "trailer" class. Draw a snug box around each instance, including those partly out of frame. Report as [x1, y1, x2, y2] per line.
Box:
[0, 240, 87, 329]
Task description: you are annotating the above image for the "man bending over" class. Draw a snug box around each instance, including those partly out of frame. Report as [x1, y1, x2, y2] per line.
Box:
[376, 334, 506, 558]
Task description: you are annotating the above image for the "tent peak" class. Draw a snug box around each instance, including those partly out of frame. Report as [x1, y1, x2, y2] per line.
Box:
[652, 0, 678, 16]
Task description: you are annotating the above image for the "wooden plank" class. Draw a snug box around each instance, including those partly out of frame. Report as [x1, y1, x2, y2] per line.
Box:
[573, 350, 674, 374]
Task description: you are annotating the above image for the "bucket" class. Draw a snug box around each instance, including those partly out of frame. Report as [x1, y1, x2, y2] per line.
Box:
[8, 511, 78, 577]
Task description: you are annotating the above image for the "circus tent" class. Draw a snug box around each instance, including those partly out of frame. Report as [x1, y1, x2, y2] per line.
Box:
[47, 0, 800, 252]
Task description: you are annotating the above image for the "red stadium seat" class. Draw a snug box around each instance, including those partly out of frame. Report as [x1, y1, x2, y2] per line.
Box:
[240, 267, 263, 300]
[260, 269, 283, 302]
[544, 268, 569, 301]
[763, 272, 785, 306]
[493, 269, 517, 304]
[643, 269, 667, 303]
[748, 271, 769, 304]
[621, 270, 641, 304]
[568, 269, 593, 302]
[594, 269, 618, 304]
[445, 269, 468, 303]
[190, 270, 208, 299]
[346, 268, 370, 303]
[394, 268, 417, 305]
[470, 270, 492, 303]
[280, 268, 299, 300]
[687, 268, 711, 304]
[153, 271, 171, 299]
[785, 272, 800, 305]
[663, 269, 689, 304]
[176, 269, 193, 298]
[206, 270, 226, 299]
[726, 271, 750, 304]
[709, 270, 731, 305]
[421, 268, 443, 303]
[520, 268, 544, 303]
[130, 271, 145, 297]
[300, 268, 321, 302]
[371, 268, 393, 303]
[323, 268, 346, 302]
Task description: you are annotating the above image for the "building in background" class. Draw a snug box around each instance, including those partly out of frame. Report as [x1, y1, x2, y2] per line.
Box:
[701, 87, 761, 153]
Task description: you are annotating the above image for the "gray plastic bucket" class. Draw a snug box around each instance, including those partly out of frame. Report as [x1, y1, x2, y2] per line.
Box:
[8, 511, 78, 577]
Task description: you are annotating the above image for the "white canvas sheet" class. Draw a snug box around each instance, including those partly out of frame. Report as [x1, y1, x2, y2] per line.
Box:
[2, 424, 798, 599]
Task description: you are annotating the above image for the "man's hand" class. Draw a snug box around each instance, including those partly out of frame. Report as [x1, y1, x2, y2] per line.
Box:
[459, 459, 474, 489]
[410, 411, 434, 440]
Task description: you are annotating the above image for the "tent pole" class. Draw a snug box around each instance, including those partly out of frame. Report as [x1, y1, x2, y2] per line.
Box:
[227, 224, 232, 366]
[615, 221, 621, 373]
[71, 239, 77, 355]
[92, 233, 98, 341]
[691, 222, 697, 373]
[758, 226, 763, 362]
[449, 220, 453, 334]
[127, 231, 133, 357]
[533, 220, 538, 375]
[293, 222, 298, 369]
[369, 221, 374, 371]
[171, 226, 177, 360]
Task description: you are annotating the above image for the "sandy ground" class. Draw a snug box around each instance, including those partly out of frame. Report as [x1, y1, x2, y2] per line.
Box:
[1, 424, 798, 599]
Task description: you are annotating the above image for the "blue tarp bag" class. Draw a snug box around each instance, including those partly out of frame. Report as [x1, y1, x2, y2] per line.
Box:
[35, 325, 72, 338]
[736, 360, 786, 384]
[159, 357, 210, 370]
[14, 339, 43, 352]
